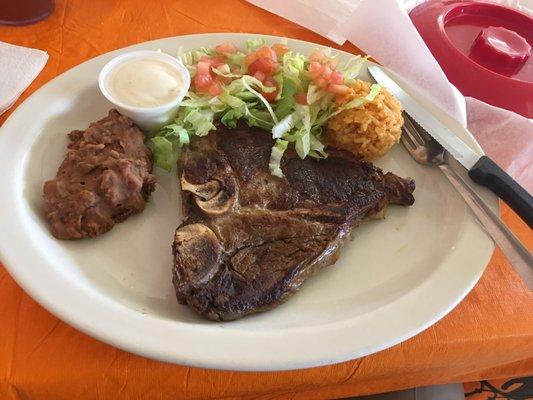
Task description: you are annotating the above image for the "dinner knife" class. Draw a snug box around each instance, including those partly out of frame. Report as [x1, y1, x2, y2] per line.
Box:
[368, 65, 533, 229]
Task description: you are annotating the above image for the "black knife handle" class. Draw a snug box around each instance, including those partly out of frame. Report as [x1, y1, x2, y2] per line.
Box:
[469, 156, 533, 229]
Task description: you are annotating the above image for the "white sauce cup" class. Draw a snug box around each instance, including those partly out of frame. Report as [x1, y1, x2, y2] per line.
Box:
[98, 50, 190, 131]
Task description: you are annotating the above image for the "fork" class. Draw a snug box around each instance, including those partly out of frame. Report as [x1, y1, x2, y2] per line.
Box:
[401, 112, 533, 289]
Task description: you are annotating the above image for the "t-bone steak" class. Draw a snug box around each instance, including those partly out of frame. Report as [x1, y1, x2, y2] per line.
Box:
[173, 124, 415, 321]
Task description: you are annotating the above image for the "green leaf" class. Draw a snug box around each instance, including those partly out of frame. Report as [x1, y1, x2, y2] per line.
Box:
[246, 38, 267, 52]
[241, 76, 278, 124]
[150, 136, 174, 171]
[295, 131, 310, 159]
[275, 79, 297, 120]
[269, 138, 289, 177]
[212, 65, 242, 79]
[183, 109, 216, 136]
[225, 52, 246, 70]
[221, 108, 245, 128]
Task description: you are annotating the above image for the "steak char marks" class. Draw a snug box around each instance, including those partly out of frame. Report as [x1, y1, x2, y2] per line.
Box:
[173, 124, 415, 321]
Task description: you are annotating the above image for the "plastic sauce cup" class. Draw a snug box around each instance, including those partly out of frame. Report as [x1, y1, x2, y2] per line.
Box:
[98, 50, 190, 131]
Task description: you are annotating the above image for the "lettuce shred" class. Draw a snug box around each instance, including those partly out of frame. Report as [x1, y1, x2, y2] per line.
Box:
[151, 40, 377, 174]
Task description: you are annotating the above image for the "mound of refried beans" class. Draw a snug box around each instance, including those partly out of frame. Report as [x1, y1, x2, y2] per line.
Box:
[43, 109, 156, 239]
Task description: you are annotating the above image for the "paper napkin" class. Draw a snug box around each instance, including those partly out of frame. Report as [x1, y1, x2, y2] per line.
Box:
[0, 41, 48, 115]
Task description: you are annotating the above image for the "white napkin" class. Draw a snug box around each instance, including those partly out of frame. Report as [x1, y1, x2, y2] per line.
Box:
[0, 41, 48, 115]
[247, 0, 533, 190]
[466, 97, 533, 192]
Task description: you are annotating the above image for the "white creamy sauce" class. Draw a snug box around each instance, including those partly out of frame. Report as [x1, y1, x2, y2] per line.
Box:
[106, 58, 183, 108]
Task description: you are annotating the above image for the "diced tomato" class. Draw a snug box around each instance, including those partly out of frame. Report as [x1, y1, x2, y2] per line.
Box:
[253, 70, 266, 82]
[207, 82, 223, 96]
[321, 65, 332, 79]
[315, 77, 328, 89]
[198, 55, 226, 68]
[196, 61, 211, 76]
[294, 92, 308, 105]
[247, 57, 278, 76]
[245, 52, 257, 67]
[261, 89, 278, 102]
[193, 73, 213, 92]
[210, 55, 227, 68]
[272, 43, 290, 58]
[260, 77, 278, 102]
[256, 46, 277, 60]
[216, 41, 237, 54]
[308, 61, 323, 79]
[245, 46, 277, 66]
[264, 76, 277, 87]
[327, 84, 351, 95]
[330, 71, 344, 85]
[211, 61, 226, 69]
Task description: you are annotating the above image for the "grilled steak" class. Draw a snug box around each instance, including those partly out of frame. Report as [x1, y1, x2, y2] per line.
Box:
[43, 109, 156, 239]
[173, 125, 415, 321]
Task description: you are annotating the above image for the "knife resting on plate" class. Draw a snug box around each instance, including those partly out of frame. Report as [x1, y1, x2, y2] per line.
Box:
[368, 65, 533, 288]
[368, 65, 533, 228]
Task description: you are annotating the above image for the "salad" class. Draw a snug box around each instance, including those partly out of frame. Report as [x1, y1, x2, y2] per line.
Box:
[150, 38, 381, 176]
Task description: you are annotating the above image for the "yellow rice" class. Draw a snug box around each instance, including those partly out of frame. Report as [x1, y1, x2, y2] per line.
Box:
[326, 80, 403, 160]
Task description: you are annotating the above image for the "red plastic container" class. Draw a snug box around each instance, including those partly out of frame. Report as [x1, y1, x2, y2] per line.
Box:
[410, 1, 533, 118]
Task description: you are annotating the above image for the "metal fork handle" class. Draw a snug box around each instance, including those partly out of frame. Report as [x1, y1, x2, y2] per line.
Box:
[439, 163, 533, 289]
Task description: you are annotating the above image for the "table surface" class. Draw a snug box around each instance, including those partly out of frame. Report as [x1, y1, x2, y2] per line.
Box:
[1, 1, 532, 399]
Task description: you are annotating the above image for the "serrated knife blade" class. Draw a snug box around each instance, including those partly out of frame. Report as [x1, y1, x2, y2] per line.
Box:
[368, 65, 533, 229]
[368, 65, 479, 170]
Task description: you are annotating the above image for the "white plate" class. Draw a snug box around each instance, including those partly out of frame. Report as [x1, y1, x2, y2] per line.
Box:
[0, 34, 496, 371]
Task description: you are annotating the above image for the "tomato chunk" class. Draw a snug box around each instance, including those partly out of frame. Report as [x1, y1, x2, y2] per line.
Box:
[196, 61, 211, 76]
[327, 84, 351, 95]
[294, 92, 308, 105]
[253, 70, 266, 82]
[247, 57, 278, 76]
[216, 41, 237, 54]
[308, 61, 323, 79]
[207, 82, 222, 96]
[330, 71, 344, 85]
[260, 77, 278, 102]
[256, 46, 277, 60]
[245, 46, 277, 66]
[193, 73, 213, 92]
[322, 65, 332, 79]
[261, 89, 278, 102]
[272, 43, 290, 58]
[315, 77, 328, 89]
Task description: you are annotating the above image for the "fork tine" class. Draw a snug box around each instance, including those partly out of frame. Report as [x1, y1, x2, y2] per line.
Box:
[403, 113, 426, 145]
[401, 128, 417, 151]
[401, 115, 421, 148]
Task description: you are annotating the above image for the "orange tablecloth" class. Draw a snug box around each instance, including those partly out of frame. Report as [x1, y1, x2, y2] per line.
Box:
[1, 1, 532, 398]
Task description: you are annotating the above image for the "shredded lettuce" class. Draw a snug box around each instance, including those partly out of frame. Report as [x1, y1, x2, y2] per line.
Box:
[151, 39, 374, 174]
[275, 79, 297, 120]
[150, 136, 174, 171]
[281, 52, 306, 88]
[212, 65, 242, 79]
[272, 111, 301, 139]
[241, 76, 279, 124]
[332, 83, 381, 117]
[342, 55, 367, 85]
[246, 38, 267, 52]
[269, 139, 288, 177]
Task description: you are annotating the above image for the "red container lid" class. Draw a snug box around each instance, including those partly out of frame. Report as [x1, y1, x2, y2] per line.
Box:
[410, 0, 533, 118]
